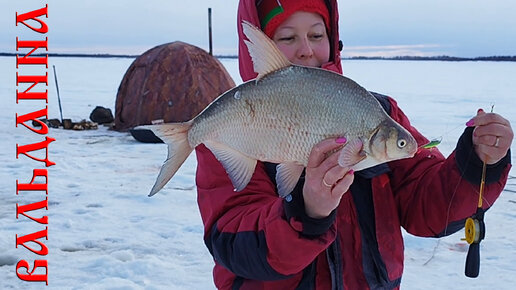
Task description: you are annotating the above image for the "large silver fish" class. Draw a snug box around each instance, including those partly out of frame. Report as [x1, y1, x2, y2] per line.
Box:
[140, 21, 417, 197]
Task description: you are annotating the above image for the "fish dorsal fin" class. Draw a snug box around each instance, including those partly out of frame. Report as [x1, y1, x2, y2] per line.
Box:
[204, 140, 257, 191]
[242, 20, 291, 80]
[275, 162, 304, 198]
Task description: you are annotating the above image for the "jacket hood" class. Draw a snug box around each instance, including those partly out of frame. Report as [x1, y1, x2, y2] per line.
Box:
[237, 0, 342, 81]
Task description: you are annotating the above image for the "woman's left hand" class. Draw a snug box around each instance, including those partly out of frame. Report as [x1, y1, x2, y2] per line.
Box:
[469, 109, 513, 164]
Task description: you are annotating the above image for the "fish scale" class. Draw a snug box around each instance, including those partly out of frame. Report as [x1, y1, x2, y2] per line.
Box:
[189, 65, 388, 165]
[140, 22, 417, 197]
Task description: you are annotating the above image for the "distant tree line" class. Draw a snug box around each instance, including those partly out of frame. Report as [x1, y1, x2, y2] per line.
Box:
[2, 52, 515, 62]
[348, 55, 516, 62]
[0, 52, 138, 59]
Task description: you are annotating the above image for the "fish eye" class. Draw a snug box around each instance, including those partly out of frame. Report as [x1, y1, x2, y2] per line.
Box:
[397, 139, 407, 148]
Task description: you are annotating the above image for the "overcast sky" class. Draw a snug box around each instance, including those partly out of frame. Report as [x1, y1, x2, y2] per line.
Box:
[4, 0, 516, 57]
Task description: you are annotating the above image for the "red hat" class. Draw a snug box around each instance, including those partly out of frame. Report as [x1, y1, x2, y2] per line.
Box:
[257, 0, 330, 38]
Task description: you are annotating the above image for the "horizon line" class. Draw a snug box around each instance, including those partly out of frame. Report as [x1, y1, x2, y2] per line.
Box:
[2, 52, 515, 62]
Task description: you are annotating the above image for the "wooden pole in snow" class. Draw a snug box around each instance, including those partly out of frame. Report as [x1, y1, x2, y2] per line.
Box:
[52, 65, 64, 124]
[208, 8, 213, 56]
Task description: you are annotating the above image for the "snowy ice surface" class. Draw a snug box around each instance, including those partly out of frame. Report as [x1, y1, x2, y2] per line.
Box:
[1, 56, 515, 289]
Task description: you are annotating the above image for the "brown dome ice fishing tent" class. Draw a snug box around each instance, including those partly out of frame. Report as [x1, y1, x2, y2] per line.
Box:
[114, 41, 235, 141]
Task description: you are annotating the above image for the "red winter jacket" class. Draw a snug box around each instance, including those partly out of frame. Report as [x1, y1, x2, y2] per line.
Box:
[195, 1, 511, 289]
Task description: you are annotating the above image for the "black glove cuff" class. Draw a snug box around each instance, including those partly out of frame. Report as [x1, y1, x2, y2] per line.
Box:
[455, 127, 511, 185]
[283, 179, 336, 237]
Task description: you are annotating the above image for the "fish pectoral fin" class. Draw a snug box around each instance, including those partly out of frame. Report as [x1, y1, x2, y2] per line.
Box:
[275, 162, 304, 198]
[338, 138, 366, 168]
[242, 21, 291, 80]
[204, 141, 257, 192]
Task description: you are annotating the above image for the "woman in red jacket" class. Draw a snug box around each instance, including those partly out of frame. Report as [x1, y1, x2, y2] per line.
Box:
[195, 0, 513, 289]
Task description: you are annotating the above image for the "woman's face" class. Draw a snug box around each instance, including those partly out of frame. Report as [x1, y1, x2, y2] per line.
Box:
[272, 11, 330, 67]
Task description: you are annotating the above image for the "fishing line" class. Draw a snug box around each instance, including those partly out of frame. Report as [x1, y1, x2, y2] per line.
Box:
[423, 149, 471, 266]
[423, 104, 496, 267]
[419, 118, 468, 151]
[423, 102, 496, 151]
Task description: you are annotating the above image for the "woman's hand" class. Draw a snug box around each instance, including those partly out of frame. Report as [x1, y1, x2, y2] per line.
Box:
[303, 137, 354, 219]
[468, 109, 513, 164]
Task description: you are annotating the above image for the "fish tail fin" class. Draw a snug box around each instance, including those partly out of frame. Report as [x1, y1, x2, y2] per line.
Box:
[138, 122, 194, 196]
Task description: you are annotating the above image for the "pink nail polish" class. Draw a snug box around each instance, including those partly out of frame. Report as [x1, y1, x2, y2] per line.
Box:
[348, 169, 354, 175]
[466, 119, 475, 127]
[336, 137, 347, 144]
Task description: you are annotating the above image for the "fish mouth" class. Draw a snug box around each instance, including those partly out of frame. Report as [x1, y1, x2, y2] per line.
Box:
[408, 143, 418, 156]
[403, 133, 418, 157]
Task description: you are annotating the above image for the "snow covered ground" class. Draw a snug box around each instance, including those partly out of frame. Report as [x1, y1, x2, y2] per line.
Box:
[1, 56, 515, 289]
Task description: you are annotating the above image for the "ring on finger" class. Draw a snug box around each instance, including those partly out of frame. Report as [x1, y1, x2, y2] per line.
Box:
[322, 178, 333, 188]
[494, 136, 500, 147]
